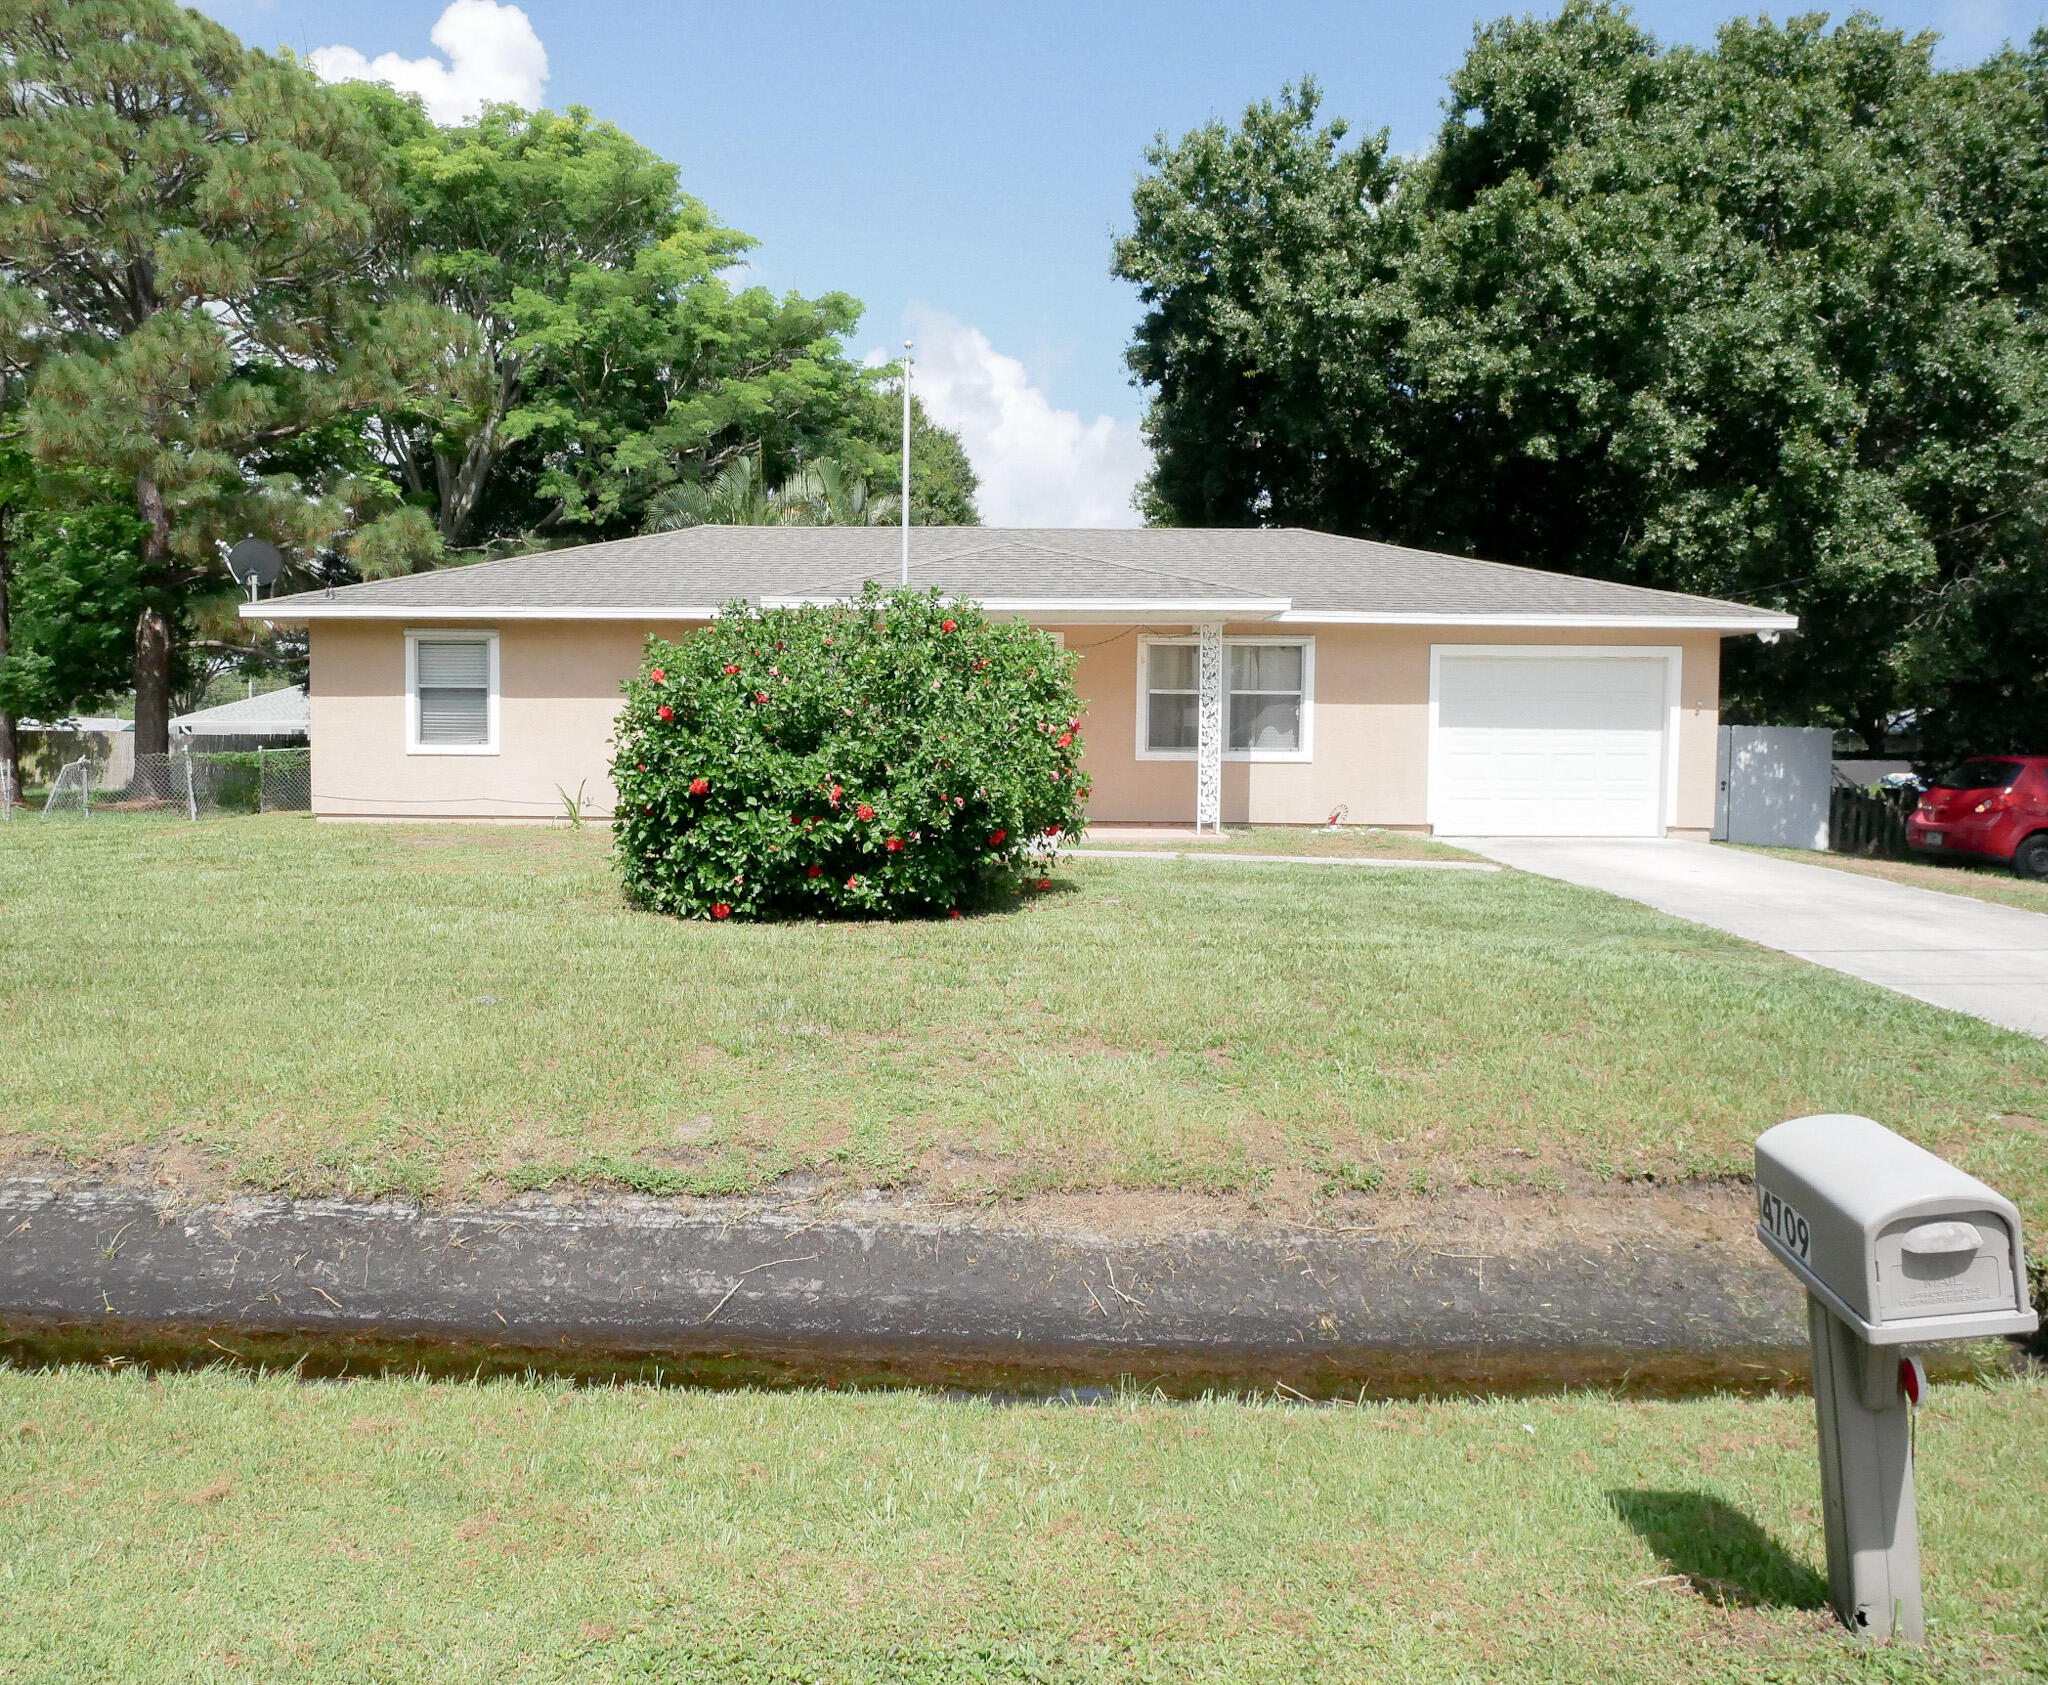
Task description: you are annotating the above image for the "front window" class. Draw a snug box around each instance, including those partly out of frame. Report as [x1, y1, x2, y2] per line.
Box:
[408, 632, 498, 754]
[1930, 759, 2022, 793]
[1142, 638, 1311, 758]
[1145, 644, 1199, 750]
[1229, 644, 1303, 750]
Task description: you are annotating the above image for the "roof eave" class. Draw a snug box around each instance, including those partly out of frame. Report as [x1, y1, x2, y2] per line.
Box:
[1273, 610, 1799, 633]
[243, 602, 726, 623]
[245, 601, 1797, 633]
[758, 594, 1293, 623]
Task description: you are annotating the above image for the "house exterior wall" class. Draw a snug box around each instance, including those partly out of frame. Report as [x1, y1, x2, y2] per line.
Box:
[309, 619, 701, 820]
[1068, 622, 1722, 833]
[308, 618, 1722, 832]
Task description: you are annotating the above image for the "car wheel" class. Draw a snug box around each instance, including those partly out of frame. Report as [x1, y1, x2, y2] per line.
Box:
[2012, 833, 2048, 880]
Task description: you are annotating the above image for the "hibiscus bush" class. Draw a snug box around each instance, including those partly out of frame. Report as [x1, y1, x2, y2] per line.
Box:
[611, 585, 1089, 919]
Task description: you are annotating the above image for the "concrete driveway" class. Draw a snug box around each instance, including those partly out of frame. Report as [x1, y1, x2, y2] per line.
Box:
[1449, 837, 2048, 1039]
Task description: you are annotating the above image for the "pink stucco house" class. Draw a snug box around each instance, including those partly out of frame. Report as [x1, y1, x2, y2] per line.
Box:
[245, 526, 1794, 837]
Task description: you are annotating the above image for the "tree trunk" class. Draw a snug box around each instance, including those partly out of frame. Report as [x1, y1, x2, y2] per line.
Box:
[1853, 712, 1889, 756]
[133, 474, 175, 757]
[434, 356, 520, 547]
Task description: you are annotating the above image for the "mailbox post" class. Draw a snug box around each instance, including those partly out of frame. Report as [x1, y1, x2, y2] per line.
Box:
[1755, 1115, 2038, 1645]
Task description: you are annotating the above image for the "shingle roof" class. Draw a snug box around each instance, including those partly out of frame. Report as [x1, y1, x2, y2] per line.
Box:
[171, 685, 310, 735]
[246, 527, 1795, 629]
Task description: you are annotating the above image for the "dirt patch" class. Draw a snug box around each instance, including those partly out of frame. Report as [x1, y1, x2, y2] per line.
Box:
[1, 1136, 1766, 1253]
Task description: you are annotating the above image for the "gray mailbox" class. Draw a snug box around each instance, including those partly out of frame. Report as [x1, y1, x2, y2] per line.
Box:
[1756, 1114, 2038, 1646]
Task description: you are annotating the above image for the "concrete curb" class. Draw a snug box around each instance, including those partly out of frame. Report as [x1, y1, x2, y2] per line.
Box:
[0, 1181, 1806, 1396]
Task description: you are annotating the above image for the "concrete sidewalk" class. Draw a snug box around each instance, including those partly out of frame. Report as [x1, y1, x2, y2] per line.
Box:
[1450, 837, 2048, 1038]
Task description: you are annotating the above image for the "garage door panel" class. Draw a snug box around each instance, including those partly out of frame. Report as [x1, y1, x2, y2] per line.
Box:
[1432, 654, 1671, 837]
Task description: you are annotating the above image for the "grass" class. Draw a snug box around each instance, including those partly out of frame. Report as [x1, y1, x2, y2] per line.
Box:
[0, 1365, 2042, 1681]
[2, 814, 2046, 1218]
[1732, 845, 2048, 915]
[1075, 826, 1476, 859]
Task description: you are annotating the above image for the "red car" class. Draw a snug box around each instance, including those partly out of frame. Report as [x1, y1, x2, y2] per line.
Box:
[1906, 757, 2048, 878]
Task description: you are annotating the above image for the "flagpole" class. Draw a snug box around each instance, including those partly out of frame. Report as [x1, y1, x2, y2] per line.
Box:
[900, 339, 913, 586]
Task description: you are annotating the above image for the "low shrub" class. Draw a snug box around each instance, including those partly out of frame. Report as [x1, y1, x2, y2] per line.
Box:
[611, 586, 1089, 919]
[193, 751, 263, 813]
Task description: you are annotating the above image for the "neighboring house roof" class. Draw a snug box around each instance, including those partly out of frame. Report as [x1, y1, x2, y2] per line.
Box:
[244, 527, 1797, 631]
[171, 685, 310, 736]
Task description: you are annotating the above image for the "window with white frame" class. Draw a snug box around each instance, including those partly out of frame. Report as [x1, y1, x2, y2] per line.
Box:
[407, 631, 498, 753]
[1229, 643, 1303, 750]
[1139, 637, 1312, 759]
[1144, 642, 1200, 750]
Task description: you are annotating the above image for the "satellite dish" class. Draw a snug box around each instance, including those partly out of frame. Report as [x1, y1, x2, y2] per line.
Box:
[226, 538, 284, 592]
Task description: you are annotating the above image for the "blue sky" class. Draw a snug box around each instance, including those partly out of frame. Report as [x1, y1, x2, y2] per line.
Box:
[202, 0, 2048, 523]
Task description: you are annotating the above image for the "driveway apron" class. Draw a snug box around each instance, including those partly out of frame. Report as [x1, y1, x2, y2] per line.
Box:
[1448, 837, 2048, 1039]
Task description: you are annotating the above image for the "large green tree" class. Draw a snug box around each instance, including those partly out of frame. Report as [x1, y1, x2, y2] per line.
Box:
[1116, 7, 2048, 756]
[0, 0, 440, 752]
[359, 97, 966, 547]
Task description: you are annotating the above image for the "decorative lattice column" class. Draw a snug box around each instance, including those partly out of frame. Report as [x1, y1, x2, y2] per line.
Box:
[1196, 620, 1224, 834]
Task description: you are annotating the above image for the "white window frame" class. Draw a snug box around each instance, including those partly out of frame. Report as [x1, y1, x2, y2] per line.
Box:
[1425, 644, 1683, 833]
[1135, 634, 1315, 763]
[405, 628, 500, 756]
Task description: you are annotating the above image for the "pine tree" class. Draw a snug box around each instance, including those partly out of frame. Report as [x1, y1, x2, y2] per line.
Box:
[0, 0, 433, 752]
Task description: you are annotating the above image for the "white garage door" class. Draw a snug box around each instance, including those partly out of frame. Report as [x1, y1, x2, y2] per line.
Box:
[1431, 652, 1672, 837]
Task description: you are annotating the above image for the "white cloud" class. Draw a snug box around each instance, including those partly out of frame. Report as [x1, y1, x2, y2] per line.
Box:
[310, 0, 548, 126]
[899, 306, 1150, 528]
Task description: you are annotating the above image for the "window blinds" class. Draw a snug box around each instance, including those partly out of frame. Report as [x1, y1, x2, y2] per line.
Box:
[416, 639, 490, 745]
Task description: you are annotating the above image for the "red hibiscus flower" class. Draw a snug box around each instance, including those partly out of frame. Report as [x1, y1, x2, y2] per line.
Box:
[829, 784, 843, 806]
[1057, 732, 1073, 748]
[649, 668, 665, 683]
[941, 618, 956, 633]
[689, 777, 709, 796]
[723, 663, 740, 675]
[856, 803, 875, 821]
[1036, 877, 1052, 891]
[1043, 825, 1061, 837]
[886, 836, 904, 852]
[988, 829, 1007, 846]
[846, 875, 860, 889]
[657, 704, 674, 722]
[807, 865, 822, 878]
[711, 903, 731, 920]
[949, 909, 963, 919]
[755, 691, 768, 704]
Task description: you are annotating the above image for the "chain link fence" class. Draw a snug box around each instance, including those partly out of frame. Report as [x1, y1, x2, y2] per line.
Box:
[33, 747, 312, 820]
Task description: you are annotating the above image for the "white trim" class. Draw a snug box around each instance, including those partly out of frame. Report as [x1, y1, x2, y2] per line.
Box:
[405, 628, 500, 756]
[248, 604, 722, 623]
[760, 596, 1292, 622]
[1274, 610, 1796, 631]
[248, 600, 1791, 632]
[1426, 644, 1682, 835]
[1136, 634, 1316, 763]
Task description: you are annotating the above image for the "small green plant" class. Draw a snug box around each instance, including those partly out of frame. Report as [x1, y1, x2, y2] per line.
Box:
[556, 780, 590, 829]
[1319, 1157, 1386, 1196]
[611, 585, 1089, 919]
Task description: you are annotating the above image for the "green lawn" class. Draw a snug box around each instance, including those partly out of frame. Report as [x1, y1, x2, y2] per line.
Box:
[3, 815, 2045, 1218]
[1, 1365, 2041, 1681]
[1733, 844, 2048, 915]
[1076, 825, 1476, 859]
